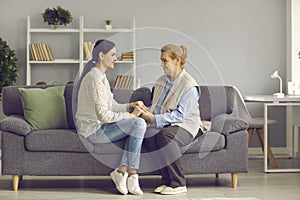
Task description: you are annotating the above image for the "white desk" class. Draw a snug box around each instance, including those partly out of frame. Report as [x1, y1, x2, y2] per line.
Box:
[243, 95, 300, 173]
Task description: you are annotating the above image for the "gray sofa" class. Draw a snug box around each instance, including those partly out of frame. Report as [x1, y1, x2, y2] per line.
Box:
[0, 84, 248, 191]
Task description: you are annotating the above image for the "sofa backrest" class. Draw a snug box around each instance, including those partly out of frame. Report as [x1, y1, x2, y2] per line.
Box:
[129, 85, 236, 121]
[199, 85, 235, 120]
[2, 84, 235, 128]
[2, 84, 76, 129]
[2, 85, 52, 116]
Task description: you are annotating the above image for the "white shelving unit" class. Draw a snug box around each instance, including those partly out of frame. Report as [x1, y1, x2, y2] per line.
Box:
[26, 16, 136, 88]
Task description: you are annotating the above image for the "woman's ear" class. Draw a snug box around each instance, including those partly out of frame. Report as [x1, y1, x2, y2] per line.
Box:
[99, 52, 104, 60]
[175, 57, 181, 66]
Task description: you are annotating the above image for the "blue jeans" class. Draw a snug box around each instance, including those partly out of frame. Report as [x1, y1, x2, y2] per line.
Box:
[87, 118, 146, 170]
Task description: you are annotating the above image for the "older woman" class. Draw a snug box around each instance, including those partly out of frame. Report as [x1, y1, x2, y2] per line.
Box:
[141, 44, 202, 195]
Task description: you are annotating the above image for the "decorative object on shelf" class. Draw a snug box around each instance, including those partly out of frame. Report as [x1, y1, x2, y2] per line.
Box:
[36, 81, 47, 85]
[26, 16, 136, 87]
[0, 37, 18, 100]
[120, 51, 134, 61]
[83, 41, 94, 60]
[270, 70, 284, 98]
[29, 43, 54, 61]
[114, 75, 133, 89]
[105, 19, 112, 30]
[41, 6, 73, 29]
[298, 50, 300, 59]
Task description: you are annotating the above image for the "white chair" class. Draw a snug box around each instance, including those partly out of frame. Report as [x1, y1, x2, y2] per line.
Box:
[233, 86, 278, 168]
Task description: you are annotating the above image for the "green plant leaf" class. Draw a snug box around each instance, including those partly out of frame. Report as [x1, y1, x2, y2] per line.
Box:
[41, 6, 73, 27]
[0, 37, 18, 100]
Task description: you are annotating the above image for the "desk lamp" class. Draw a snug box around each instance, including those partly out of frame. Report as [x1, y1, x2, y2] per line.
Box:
[270, 70, 285, 98]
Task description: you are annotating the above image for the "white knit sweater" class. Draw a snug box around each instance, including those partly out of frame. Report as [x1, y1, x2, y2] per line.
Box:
[76, 67, 130, 138]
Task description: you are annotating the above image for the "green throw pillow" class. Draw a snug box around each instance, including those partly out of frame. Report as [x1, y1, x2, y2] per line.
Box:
[19, 86, 68, 131]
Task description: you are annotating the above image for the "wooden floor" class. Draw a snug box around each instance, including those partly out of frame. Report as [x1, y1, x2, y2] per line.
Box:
[0, 158, 299, 200]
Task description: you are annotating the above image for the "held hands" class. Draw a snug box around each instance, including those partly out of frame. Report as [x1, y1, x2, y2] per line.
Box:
[129, 101, 148, 118]
[128, 101, 148, 111]
[130, 106, 143, 118]
[140, 110, 155, 123]
[128, 101, 155, 122]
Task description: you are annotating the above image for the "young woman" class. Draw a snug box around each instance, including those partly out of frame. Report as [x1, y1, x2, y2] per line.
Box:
[141, 44, 202, 195]
[74, 39, 147, 195]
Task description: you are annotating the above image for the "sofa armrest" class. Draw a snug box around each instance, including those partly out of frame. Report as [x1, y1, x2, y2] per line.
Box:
[0, 115, 32, 136]
[211, 113, 248, 135]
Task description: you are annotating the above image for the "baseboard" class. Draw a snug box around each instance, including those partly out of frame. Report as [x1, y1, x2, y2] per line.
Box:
[248, 147, 298, 158]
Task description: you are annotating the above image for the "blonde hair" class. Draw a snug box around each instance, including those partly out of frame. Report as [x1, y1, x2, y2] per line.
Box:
[161, 44, 187, 66]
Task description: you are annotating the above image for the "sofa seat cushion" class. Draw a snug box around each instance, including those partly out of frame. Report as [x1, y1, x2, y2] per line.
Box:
[25, 129, 90, 153]
[24, 129, 224, 154]
[92, 132, 225, 155]
[92, 139, 126, 154]
[184, 131, 225, 154]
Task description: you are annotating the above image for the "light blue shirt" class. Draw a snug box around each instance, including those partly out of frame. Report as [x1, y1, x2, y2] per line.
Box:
[153, 75, 200, 128]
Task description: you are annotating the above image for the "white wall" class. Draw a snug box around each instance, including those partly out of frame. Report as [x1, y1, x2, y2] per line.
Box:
[286, 0, 300, 157]
[0, 0, 286, 90]
[0, 0, 287, 147]
[288, 0, 300, 84]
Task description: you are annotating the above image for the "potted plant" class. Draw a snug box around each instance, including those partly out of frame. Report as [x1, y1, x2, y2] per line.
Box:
[0, 37, 18, 101]
[42, 6, 73, 29]
[105, 19, 112, 30]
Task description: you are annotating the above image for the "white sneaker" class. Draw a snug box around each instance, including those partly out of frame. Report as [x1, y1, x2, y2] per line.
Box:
[127, 174, 143, 195]
[110, 169, 128, 195]
[160, 186, 187, 195]
[154, 185, 167, 193]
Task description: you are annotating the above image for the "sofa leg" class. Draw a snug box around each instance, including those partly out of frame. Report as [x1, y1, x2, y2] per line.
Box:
[12, 175, 20, 191]
[215, 173, 219, 178]
[231, 173, 238, 188]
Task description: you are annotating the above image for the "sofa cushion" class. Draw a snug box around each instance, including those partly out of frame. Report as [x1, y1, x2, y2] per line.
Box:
[129, 87, 152, 107]
[25, 129, 90, 153]
[19, 86, 68, 131]
[211, 114, 248, 135]
[199, 86, 235, 120]
[184, 131, 225, 154]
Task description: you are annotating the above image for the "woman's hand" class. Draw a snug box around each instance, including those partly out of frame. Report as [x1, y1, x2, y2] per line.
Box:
[127, 101, 148, 112]
[140, 110, 155, 123]
[130, 106, 143, 118]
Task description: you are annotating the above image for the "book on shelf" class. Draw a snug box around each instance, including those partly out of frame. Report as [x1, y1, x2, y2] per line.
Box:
[29, 43, 54, 61]
[83, 41, 94, 61]
[29, 44, 37, 61]
[114, 75, 133, 89]
[42, 44, 50, 61]
[120, 51, 134, 61]
[39, 44, 47, 61]
[45, 44, 54, 61]
[35, 44, 43, 61]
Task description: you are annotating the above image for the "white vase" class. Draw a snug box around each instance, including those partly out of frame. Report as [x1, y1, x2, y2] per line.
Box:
[106, 25, 112, 30]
